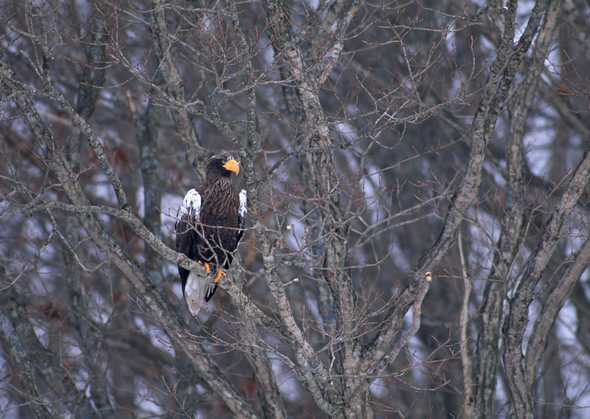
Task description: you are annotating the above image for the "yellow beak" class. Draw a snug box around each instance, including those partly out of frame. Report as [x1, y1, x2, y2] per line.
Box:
[223, 159, 240, 175]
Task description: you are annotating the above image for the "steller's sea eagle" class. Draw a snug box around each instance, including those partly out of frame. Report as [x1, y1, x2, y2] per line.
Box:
[175, 154, 247, 315]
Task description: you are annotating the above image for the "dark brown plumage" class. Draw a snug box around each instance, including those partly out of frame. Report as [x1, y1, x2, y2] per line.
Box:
[175, 155, 246, 309]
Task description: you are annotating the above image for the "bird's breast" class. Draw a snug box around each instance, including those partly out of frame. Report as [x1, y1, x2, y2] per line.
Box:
[201, 180, 239, 227]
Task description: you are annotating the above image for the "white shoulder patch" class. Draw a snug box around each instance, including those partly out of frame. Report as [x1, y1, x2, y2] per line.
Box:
[239, 189, 247, 218]
[181, 188, 201, 219]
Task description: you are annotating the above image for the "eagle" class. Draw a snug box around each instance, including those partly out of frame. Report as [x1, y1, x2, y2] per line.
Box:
[175, 154, 247, 316]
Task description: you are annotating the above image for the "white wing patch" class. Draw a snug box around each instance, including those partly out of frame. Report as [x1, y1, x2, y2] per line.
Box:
[180, 188, 201, 219]
[239, 189, 247, 218]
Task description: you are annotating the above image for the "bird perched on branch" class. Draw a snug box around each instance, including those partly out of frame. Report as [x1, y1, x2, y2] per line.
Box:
[175, 154, 247, 316]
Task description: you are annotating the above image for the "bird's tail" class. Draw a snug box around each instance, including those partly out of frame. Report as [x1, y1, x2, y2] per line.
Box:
[185, 271, 207, 317]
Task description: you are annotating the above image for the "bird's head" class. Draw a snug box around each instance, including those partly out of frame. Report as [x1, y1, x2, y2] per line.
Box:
[206, 154, 240, 179]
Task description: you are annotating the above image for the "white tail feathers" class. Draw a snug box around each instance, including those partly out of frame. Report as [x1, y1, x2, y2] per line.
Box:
[184, 270, 207, 317]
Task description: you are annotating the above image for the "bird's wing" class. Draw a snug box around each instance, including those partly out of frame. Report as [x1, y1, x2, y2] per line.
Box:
[176, 188, 212, 317]
[175, 189, 203, 290]
[236, 189, 247, 242]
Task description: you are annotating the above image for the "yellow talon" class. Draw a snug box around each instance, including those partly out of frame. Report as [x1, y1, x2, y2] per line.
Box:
[200, 261, 212, 274]
[213, 268, 226, 284]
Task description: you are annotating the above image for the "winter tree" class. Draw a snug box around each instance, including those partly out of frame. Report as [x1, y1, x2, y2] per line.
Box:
[1, 1, 589, 418]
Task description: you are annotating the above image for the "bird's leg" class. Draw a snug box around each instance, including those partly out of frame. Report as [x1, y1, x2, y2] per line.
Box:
[213, 267, 226, 284]
[204, 266, 224, 303]
[199, 261, 212, 274]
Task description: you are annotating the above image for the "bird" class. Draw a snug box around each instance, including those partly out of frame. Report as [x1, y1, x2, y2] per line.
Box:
[175, 154, 247, 316]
